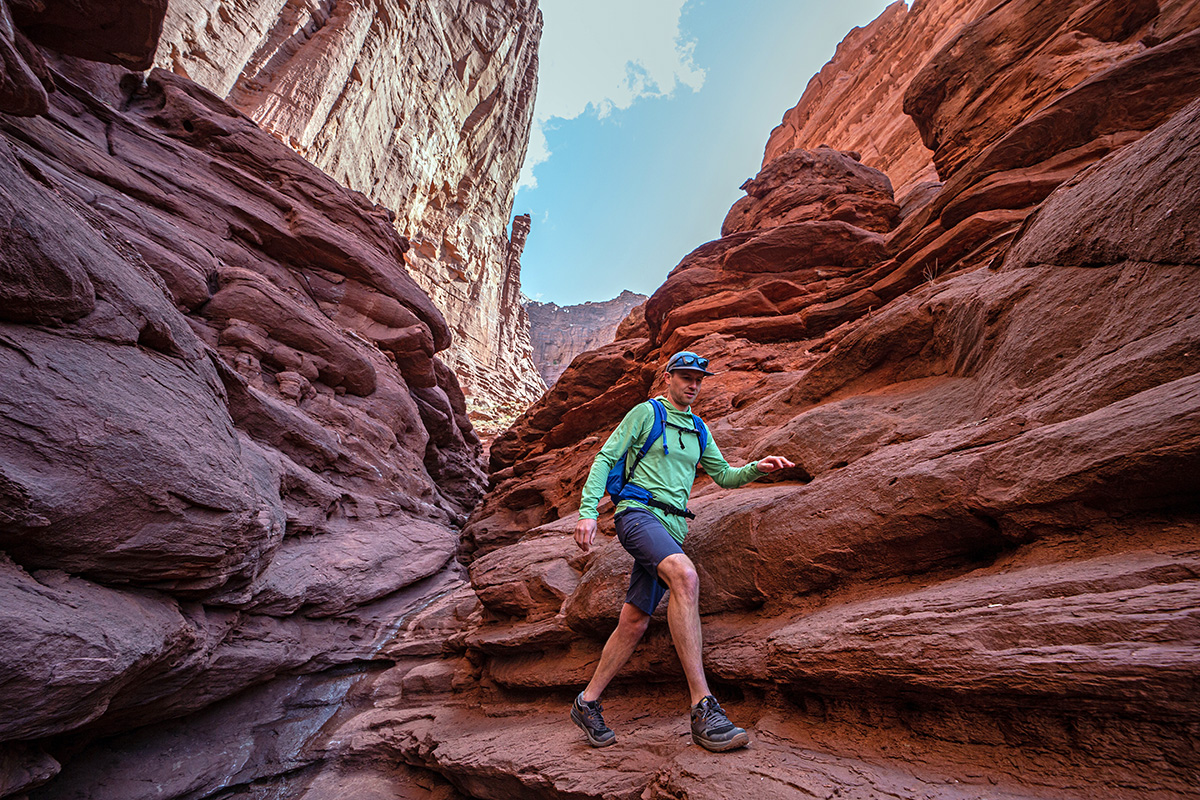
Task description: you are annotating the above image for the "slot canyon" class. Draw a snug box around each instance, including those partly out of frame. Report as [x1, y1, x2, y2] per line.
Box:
[1, 1, 1198, 798]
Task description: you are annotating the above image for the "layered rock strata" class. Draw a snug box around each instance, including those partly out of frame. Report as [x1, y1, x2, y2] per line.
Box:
[154, 0, 547, 418]
[5, 0, 1200, 798]
[467, 212, 545, 433]
[525, 289, 649, 387]
[434, 1, 1197, 796]
[763, 0, 993, 205]
[762, 0, 1200, 207]
[0, 0, 484, 793]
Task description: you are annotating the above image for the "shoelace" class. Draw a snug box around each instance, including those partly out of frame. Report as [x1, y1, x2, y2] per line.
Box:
[580, 699, 608, 729]
[696, 699, 733, 732]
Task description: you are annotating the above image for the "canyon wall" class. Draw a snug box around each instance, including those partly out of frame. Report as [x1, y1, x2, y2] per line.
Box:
[760, 0, 994, 206]
[0, 0, 484, 795]
[441, 0, 1199, 796]
[525, 289, 648, 387]
[155, 0, 547, 418]
[4, 0, 1200, 798]
[759, 0, 1200, 209]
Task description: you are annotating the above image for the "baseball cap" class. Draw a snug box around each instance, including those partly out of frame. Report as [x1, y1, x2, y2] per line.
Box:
[664, 351, 715, 376]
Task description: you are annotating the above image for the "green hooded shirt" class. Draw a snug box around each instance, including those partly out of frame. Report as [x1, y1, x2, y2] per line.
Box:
[578, 396, 764, 543]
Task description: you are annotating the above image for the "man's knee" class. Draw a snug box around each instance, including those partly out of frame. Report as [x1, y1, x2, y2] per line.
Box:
[618, 603, 651, 636]
[658, 554, 699, 599]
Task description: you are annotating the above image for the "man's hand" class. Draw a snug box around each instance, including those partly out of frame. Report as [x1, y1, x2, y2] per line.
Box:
[756, 455, 795, 473]
[574, 517, 598, 553]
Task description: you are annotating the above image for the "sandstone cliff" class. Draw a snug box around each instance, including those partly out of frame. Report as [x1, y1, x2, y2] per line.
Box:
[445, 0, 1200, 795]
[155, 0, 547, 419]
[761, 0, 992, 207]
[525, 289, 649, 387]
[760, 0, 1200, 209]
[0, 0, 484, 794]
[4, 0, 1200, 798]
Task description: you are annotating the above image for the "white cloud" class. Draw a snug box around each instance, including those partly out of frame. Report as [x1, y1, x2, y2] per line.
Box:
[518, 0, 705, 190]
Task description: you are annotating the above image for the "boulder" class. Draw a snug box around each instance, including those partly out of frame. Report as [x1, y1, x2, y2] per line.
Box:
[0, 557, 189, 741]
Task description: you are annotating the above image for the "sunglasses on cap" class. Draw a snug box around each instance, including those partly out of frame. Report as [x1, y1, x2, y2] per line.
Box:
[665, 352, 713, 374]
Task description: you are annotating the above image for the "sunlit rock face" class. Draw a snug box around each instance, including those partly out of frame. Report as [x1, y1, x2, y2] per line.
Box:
[525, 290, 649, 387]
[465, 212, 545, 434]
[761, 0, 995, 206]
[154, 0, 547, 417]
[761, 0, 1200, 208]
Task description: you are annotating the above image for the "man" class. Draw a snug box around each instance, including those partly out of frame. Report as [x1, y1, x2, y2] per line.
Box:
[570, 350, 795, 751]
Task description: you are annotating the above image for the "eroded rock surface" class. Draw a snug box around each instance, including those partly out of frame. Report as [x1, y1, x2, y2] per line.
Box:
[762, 0, 1200, 208]
[0, 0, 483, 792]
[763, 0, 996, 204]
[434, 3, 1200, 797]
[4, 0, 1200, 799]
[154, 0, 547, 419]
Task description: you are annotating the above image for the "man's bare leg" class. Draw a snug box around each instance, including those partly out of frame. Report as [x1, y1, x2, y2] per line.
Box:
[657, 552, 711, 705]
[580, 602, 651, 702]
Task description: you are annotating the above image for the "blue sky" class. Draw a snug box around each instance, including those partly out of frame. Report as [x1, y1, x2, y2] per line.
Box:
[514, 0, 894, 306]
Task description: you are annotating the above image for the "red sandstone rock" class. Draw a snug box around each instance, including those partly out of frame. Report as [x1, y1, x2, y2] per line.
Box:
[29, 670, 389, 800]
[722, 219, 887, 274]
[10, 0, 166, 70]
[441, 17, 1200, 800]
[0, 325, 286, 589]
[0, 744, 57, 798]
[723, 145, 899, 236]
[0, 144, 94, 315]
[469, 525, 583, 621]
[0, 0, 49, 116]
[763, 0, 998, 203]
[0, 556, 191, 742]
[0, 23, 483, 795]
[889, 4, 1200, 268]
[905, 0, 1161, 180]
[7, 2, 1200, 799]
[1004, 96, 1200, 271]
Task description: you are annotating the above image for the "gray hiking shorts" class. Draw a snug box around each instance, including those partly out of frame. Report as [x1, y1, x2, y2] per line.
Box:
[614, 508, 684, 615]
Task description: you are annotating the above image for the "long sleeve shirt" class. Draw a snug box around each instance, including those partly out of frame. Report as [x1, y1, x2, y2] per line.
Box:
[578, 396, 765, 543]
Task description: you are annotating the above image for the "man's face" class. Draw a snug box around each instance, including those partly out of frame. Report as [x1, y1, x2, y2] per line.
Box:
[665, 369, 705, 407]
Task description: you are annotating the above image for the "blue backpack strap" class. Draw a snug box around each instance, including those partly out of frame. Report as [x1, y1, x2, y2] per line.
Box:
[607, 400, 662, 502]
[636, 398, 668, 458]
[623, 400, 665, 483]
[692, 413, 708, 455]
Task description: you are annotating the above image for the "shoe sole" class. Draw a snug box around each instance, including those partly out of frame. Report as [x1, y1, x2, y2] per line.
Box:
[692, 729, 750, 752]
[571, 706, 617, 747]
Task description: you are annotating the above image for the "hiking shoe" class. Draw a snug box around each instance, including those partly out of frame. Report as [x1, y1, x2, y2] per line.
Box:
[571, 692, 616, 747]
[690, 695, 750, 752]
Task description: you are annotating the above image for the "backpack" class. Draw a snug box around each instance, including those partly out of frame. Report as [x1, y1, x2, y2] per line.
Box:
[605, 399, 709, 518]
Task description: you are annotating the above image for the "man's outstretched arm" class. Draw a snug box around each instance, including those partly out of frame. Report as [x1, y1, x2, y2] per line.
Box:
[699, 437, 794, 488]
